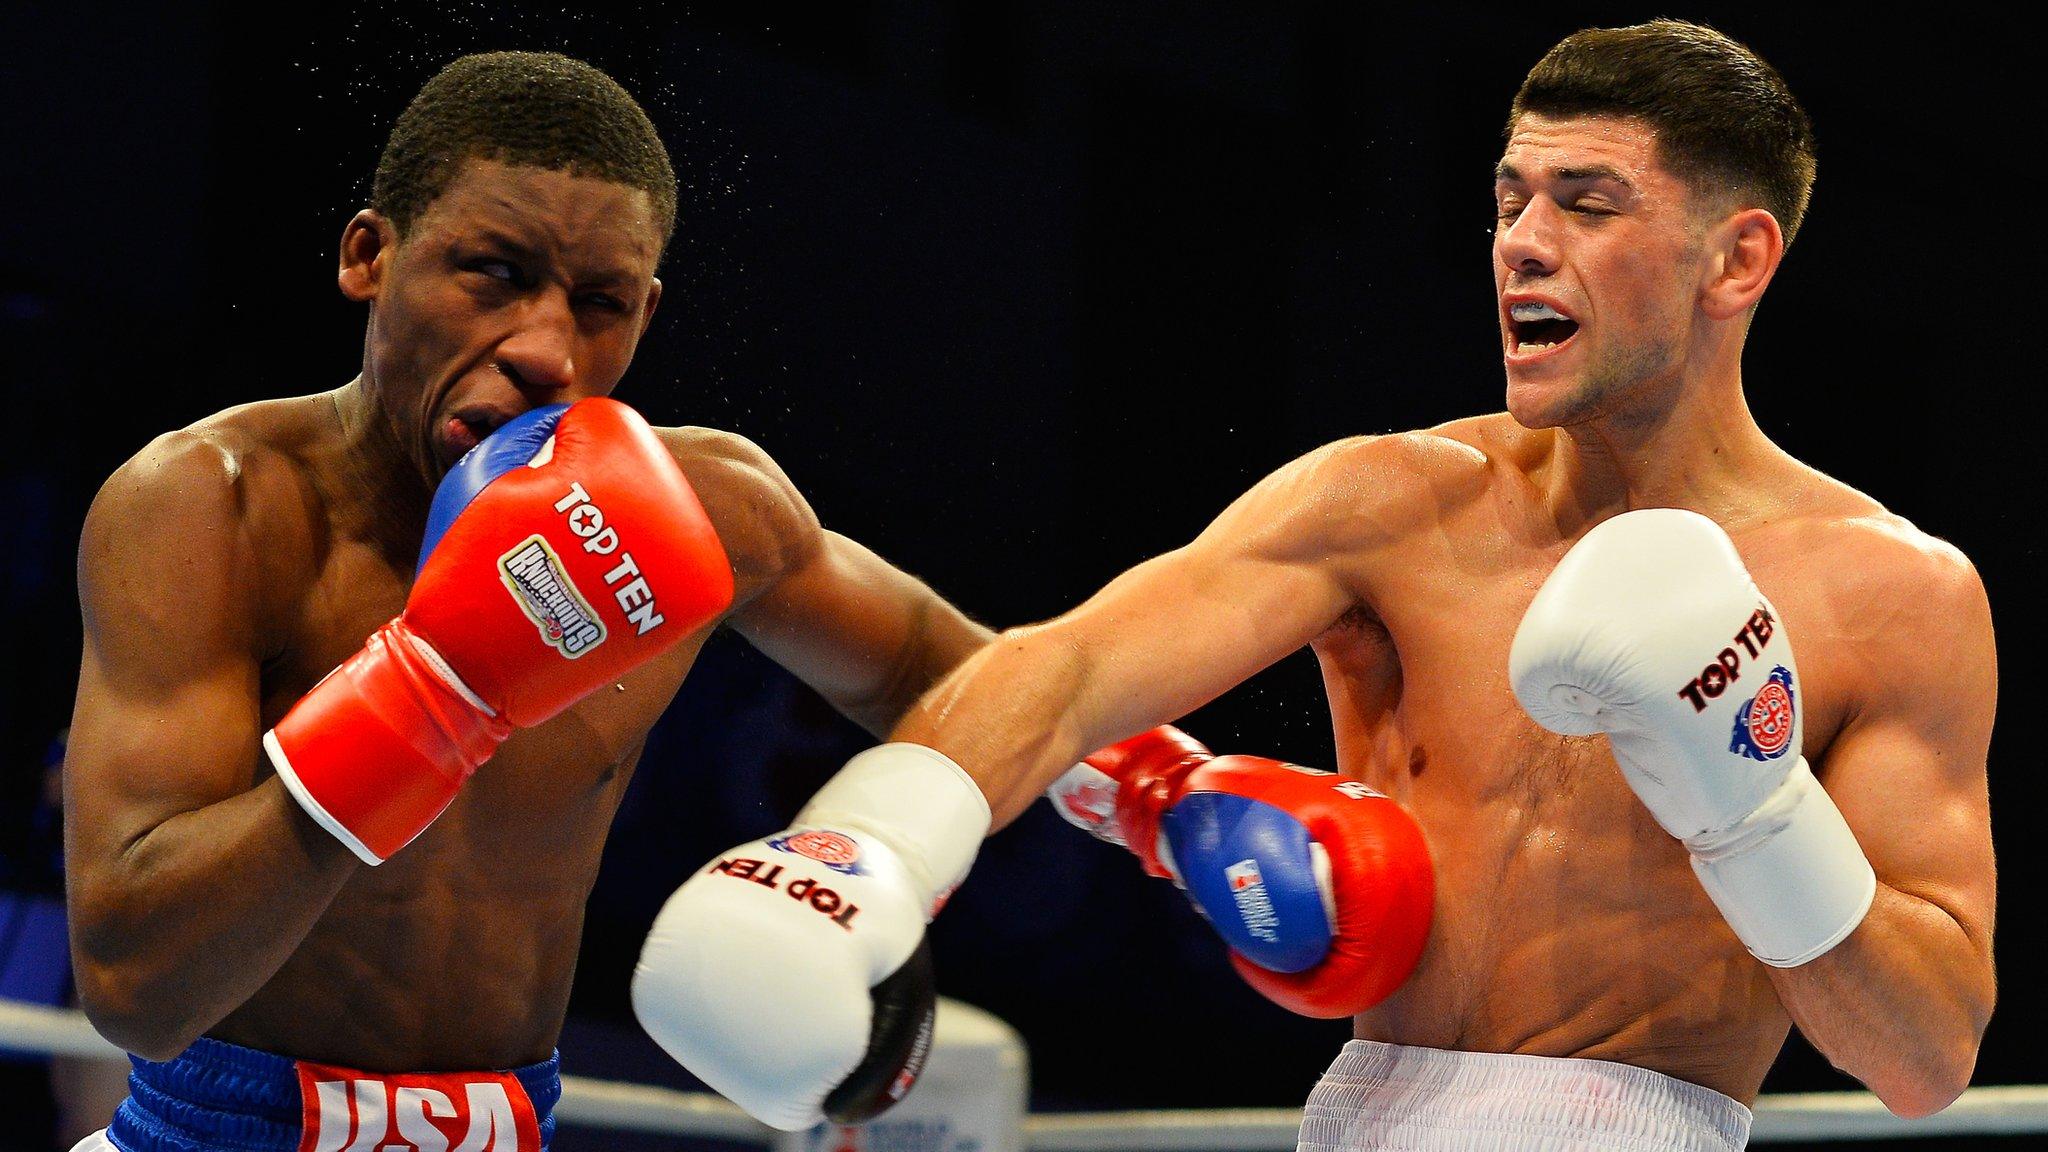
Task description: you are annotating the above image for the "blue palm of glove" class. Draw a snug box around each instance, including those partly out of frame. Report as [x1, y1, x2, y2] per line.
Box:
[1164, 793, 1334, 974]
[418, 404, 571, 576]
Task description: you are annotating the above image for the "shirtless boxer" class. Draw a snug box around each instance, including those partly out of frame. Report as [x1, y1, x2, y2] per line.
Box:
[641, 21, 1997, 1150]
[63, 52, 1001, 1151]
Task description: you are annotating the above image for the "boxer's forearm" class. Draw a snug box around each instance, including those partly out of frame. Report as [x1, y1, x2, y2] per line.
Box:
[840, 598, 996, 738]
[1767, 882, 1993, 1118]
[891, 625, 1109, 829]
[70, 780, 358, 1060]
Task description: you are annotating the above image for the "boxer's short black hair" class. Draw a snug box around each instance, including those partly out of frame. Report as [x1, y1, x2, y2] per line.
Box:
[372, 51, 676, 251]
[1510, 20, 1817, 245]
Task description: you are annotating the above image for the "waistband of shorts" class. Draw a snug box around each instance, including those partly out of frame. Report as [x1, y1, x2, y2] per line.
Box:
[107, 1035, 561, 1152]
[1304, 1039, 1752, 1152]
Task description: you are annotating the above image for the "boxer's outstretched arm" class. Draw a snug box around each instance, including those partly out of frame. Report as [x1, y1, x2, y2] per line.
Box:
[665, 429, 992, 737]
[1766, 542, 1996, 1118]
[894, 436, 1409, 827]
[66, 434, 360, 1060]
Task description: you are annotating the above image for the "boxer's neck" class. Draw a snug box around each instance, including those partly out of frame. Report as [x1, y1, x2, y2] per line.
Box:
[326, 377, 434, 564]
[1545, 364, 1792, 533]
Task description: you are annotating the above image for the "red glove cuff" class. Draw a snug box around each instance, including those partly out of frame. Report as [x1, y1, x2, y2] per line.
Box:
[266, 620, 512, 864]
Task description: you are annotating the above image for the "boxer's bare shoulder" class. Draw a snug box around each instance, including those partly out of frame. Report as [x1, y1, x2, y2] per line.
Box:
[80, 396, 339, 654]
[655, 425, 822, 609]
[1273, 428, 1493, 562]
[1735, 468, 1993, 728]
[1756, 496, 1994, 783]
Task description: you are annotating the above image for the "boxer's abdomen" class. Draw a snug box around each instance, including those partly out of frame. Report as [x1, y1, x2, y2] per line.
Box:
[215, 630, 706, 1071]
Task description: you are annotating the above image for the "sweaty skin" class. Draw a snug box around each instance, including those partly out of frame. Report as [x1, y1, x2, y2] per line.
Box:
[66, 159, 989, 1071]
[894, 115, 1995, 1116]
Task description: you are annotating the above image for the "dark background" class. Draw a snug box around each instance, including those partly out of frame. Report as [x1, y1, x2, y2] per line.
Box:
[1, 2, 2036, 1149]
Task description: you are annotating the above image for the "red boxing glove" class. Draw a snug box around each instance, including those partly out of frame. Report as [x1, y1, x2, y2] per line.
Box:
[1051, 727, 1433, 1017]
[266, 398, 734, 863]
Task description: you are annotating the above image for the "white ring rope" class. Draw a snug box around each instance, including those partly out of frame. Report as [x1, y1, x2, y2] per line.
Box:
[6, 998, 2040, 1146]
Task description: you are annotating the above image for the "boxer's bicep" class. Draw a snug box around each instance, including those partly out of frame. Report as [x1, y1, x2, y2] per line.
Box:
[898, 445, 1377, 824]
[67, 437, 268, 895]
[1048, 434, 1424, 736]
[670, 427, 994, 732]
[1819, 549, 1996, 956]
[1053, 483, 1359, 732]
[737, 529, 994, 736]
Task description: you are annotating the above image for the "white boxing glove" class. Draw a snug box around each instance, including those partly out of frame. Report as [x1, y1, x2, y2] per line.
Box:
[631, 744, 991, 1130]
[1509, 508, 1875, 967]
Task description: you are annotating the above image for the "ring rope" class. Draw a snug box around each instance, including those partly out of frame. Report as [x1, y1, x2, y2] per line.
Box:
[7, 999, 2039, 1145]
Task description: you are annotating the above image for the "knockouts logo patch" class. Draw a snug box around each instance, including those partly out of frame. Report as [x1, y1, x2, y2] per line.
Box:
[499, 535, 606, 657]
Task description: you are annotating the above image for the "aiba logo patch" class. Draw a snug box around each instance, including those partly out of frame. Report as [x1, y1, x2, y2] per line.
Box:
[1730, 664, 1797, 762]
[769, 830, 866, 876]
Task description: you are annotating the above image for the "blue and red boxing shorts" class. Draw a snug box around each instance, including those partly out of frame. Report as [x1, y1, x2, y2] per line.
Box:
[80, 1036, 561, 1152]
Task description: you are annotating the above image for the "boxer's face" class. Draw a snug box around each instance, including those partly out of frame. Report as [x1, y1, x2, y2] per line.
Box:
[340, 157, 665, 479]
[1493, 114, 1711, 429]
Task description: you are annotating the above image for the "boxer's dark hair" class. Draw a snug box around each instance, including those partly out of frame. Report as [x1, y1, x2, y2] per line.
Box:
[372, 51, 676, 251]
[1510, 20, 1816, 245]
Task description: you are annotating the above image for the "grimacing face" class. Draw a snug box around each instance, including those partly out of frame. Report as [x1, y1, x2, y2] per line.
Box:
[342, 157, 665, 479]
[1493, 114, 1715, 429]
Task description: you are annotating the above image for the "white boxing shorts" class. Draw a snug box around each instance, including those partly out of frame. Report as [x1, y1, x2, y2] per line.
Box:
[1298, 1040, 1753, 1151]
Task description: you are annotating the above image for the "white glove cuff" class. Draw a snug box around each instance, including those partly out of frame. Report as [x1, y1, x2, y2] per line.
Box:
[1686, 757, 1877, 967]
[797, 743, 993, 914]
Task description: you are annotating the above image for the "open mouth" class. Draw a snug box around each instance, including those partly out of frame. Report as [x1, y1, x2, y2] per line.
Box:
[1507, 300, 1580, 355]
[443, 406, 523, 456]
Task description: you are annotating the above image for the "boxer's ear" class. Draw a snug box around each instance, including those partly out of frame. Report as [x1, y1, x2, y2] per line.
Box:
[338, 210, 396, 302]
[1699, 207, 1784, 321]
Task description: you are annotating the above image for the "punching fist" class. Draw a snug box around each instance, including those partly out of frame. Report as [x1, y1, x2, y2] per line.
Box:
[1509, 508, 1875, 966]
[267, 398, 734, 863]
[633, 745, 991, 1131]
[1051, 727, 1433, 1017]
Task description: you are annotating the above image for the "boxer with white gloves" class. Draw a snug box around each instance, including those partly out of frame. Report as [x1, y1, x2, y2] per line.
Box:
[645, 22, 1996, 1150]
[1510, 509, 1875, 969]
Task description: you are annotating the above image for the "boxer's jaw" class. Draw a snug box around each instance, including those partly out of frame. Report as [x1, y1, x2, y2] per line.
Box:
[1493, 114, 1703, 430]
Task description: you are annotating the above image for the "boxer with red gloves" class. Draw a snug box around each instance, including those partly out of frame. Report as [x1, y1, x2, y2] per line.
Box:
[64, 53, 1000, 1152]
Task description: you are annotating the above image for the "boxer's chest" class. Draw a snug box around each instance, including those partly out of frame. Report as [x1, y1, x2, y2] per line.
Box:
[1319, 522, 1856, 803]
